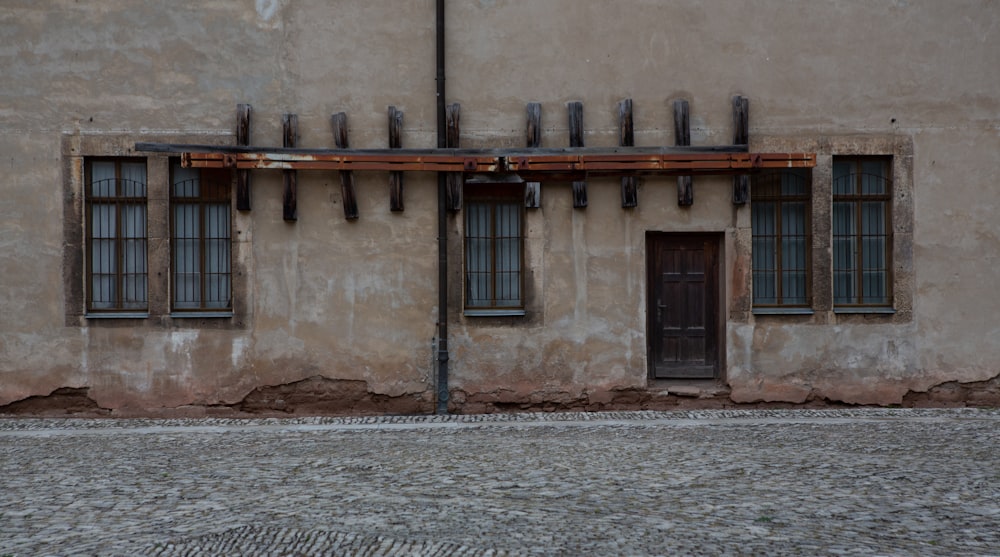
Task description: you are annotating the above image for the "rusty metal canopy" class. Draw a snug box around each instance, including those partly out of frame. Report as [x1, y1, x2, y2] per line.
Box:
[135, 142, 815, 180]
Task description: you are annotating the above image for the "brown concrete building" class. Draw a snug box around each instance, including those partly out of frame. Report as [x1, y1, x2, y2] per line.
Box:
[2, 1, 999, 416]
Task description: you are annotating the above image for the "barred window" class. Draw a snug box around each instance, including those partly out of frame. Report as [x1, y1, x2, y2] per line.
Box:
[170, 162, 232, 313]
[833, 157, 892, 307]
[751, 169, 812, 307]
[85, 158, 148, 313]
[464, 184, 524, 314]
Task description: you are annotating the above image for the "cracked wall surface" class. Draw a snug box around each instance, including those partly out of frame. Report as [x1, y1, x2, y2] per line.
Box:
[1, 1, 999, 415]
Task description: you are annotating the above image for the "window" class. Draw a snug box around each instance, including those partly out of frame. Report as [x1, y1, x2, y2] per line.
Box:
[171, 162, 232, 313]
[464, 184, 524, 315]
[65, 134, 247, 327]
[85, 158, 148, 313]
[752, 170, 812, 308]
[731, 135, 911, 324]
[833, 157, 892, 307]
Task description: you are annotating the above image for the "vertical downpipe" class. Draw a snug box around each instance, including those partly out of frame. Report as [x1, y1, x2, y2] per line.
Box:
[435, 0, 450, 414]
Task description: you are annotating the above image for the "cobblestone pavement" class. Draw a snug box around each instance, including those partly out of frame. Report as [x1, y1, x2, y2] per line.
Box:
[1, 408, 999, 556]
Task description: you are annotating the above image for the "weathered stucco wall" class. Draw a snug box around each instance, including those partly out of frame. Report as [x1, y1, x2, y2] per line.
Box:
[0, 0, 442, 413]
[1, 0, 999, 414]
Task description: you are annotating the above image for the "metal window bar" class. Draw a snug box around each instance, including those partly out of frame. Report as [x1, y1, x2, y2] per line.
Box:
[171, 163, 232, 312]
[85, 160, 148, 312]
[832, 159, 892, 306]
[751, 170, 811, 307]
[464, 186, 524, 309]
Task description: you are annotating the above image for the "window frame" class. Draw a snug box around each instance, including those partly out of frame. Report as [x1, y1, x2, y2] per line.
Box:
[169, 161, 234, 316]
[832, 156, 894, 309]
[751, 169, 813, 311]
[84, 157, 149, 316]
[463, 183, 526, 316]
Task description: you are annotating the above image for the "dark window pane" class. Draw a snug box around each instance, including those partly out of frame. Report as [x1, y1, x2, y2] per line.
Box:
[464, 186, 524, 310]
[170, 163, 231, 312]
[85, 159, 147, 312]
[833, 157, 892, 306]
[750, 170, 811, 307]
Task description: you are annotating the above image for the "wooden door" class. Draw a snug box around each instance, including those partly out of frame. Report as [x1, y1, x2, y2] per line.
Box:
[647, 234, 719, 379]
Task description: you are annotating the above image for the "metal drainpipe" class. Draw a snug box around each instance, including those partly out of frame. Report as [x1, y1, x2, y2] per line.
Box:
[435, 0, 450, 414]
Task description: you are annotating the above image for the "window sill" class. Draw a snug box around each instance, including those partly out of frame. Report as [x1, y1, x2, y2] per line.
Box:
[464, 309, 526, 317]
[833, 307, 896, 315]
[85, 312, 149, 319]
[170, 312, 234, 319]
[752, 307, 814, 315]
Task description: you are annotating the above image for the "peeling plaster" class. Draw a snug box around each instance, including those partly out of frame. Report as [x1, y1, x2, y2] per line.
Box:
[231, 336, 250, 370]
[167, 330, 199, 380]
[255, 0, 281, 24]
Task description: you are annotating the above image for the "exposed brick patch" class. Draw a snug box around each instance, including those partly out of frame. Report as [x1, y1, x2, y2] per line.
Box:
[902, 374, 1000, 408]
[448, 387, 853, 414]
[3, 378, 998, 419]
[0, 387, 111, 416]
[456, 387, 636, 413]
[231, 376, 432, 416]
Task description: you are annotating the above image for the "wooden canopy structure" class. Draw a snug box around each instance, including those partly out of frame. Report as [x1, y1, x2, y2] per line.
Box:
[136, 143, 814, 178]
[134, 98, 816, 221]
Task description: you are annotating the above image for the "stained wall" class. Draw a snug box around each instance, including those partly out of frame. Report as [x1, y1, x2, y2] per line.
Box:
[1, 0, 998, 413]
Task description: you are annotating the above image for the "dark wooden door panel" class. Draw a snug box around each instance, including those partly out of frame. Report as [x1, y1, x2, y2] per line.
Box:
[648, 234, 719, 379]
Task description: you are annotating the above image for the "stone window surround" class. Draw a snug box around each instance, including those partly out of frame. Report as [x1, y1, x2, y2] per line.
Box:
[738, 134, 914, 325]
[62, 132, 251, 330]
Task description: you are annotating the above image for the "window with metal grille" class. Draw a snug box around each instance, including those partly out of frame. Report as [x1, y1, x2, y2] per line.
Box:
[751, 169, 812, 308]
[464, 184, 524, 314]
[833, 157, 892, 307]
[85, 158, 148, 313]
[170, 162, 232, 313]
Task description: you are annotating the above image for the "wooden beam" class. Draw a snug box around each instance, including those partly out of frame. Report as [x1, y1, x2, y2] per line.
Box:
[282, 113, 298, 221]
[331, 112, 359, 220]
[446, 103, 462, 212]
[446, 103, 461, 148]
[236, 104, 252, 211]
[168, 147, 815, 176]
[619, 98, 637, 208]
[674, 99, 693, 207]
[507, 152, 813, 174]
[388, 106, 404, 212]
[525, 102, 541, 208]
[732, 95, 750, 205]
[568, 101, 587, 208]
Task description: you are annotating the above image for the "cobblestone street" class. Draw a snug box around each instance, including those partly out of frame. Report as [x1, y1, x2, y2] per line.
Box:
[1, 408, 998, 556]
